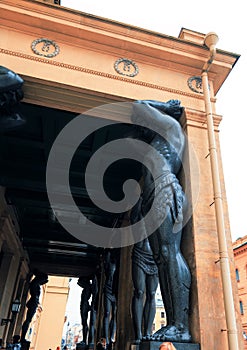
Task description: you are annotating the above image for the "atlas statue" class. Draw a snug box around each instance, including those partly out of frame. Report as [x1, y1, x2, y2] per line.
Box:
[130, 99, 191, 343]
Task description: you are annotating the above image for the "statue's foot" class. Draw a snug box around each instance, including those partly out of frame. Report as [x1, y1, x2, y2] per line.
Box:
[152, 325, 191, 343]
[108, 340, 115, 350]
[142, 334, 151, 341]
[133, 339, 141, 345]
[150, 326, 167, 340]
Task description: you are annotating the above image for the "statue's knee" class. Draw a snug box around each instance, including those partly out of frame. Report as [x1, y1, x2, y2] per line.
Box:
[146, 291, 156, 301]
[160, 245, 169, 263]
[134, 289, 144, 299]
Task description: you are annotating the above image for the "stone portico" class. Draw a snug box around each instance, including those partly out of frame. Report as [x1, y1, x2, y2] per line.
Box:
[0, 1, 242, 349]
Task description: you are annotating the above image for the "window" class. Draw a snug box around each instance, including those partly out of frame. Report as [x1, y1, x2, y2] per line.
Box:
[236, 268, 240, 282]
[161, 311, 165, 318]
[240, 301, 244, 315]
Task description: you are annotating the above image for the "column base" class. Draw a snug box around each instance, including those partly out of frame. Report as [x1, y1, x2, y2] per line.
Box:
[130, 341, 200, 350]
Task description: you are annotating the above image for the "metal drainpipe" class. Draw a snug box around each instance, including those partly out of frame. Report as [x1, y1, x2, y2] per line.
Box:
[201, 32, 239, 350]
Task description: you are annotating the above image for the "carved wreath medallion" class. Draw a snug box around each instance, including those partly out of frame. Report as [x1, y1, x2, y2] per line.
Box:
[31, 38, 60, 58]
[114, 58, 139, 77]
[187, 76, 203, 94]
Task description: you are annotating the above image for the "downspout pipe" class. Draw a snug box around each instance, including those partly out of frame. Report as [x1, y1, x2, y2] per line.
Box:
[201, 32, 239, 350]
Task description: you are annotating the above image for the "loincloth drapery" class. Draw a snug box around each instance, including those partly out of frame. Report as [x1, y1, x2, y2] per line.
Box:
[142, 172, 184, 225]
[103, 285, 116, 303]
[132, 245, 158, 275]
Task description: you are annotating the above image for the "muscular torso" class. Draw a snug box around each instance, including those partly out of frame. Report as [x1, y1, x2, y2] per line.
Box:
[142, 133, 184, 187]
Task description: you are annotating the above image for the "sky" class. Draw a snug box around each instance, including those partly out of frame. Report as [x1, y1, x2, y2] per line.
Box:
[61, 0, 246, 242]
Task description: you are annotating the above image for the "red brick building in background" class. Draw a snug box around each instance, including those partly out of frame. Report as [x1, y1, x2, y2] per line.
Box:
[233, 236, 247, 349]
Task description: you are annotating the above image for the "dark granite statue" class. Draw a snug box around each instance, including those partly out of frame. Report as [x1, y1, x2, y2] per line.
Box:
[78, 277, 92, 345]
[78, 275, 99, 347]
[130, 199, 159, 344]
[102, 249, 119, 349]
[0, 66, 25, 130]
[130, 100, 191, 343]
[88, 275, 99, 346]
[21, 271, 48, 342]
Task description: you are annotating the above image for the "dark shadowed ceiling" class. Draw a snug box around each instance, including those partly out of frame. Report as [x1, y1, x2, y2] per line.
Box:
[0, 102, 142, 277]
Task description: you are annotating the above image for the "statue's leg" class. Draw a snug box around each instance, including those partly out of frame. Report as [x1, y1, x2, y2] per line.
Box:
[21, 307, 36, 341]
[157, 224, 191, 342]
[21, 320, 30, 342]
[146, 205, 191, 342]
[103, 297, 111, 345]
[88, 309, 96, 345]
[109, 300, 117, 343]
[82, 319, 89, 344]
[148, 227, 173, 326]
[131, 263, 146, 343]
[143, 273, 159, 339]
[169, 237, 191, 327]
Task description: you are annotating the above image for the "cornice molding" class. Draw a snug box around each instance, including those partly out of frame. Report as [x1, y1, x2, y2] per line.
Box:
[234, 245, 247, 256]
[184, 108, 222, 129]
[22, 77, 222, 131]
[0, 0, 239, 95]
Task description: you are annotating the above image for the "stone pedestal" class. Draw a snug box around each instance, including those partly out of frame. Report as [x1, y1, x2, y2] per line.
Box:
[76, 342, 87, 350]
[132, 341, 200, 350]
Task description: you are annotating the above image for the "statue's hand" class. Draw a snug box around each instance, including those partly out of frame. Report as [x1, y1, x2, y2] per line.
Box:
[134, 99, 183, 120]
[163, 99, 184, 119]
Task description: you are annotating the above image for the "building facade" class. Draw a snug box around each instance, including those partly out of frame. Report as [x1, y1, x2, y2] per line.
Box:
[0, 0, 243, 349]
[233, 236, 247, 349]
[153, 291, 166, 333]
[33, 276, 69, 350]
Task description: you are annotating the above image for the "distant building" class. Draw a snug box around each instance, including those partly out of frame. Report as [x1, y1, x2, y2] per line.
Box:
[29, 276, 70, 350]
[233, 235, 247, 349]
[153, 289, 166, 333]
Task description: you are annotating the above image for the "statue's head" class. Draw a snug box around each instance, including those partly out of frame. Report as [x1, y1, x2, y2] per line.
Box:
[33, 271, 49, 285]
[0, 66, 23, 92]
[0, 66, 25, 130]
[77, 276, 91, 288]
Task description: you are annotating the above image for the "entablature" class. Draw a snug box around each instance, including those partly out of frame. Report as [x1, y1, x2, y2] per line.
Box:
[0, 0, 239, 96]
